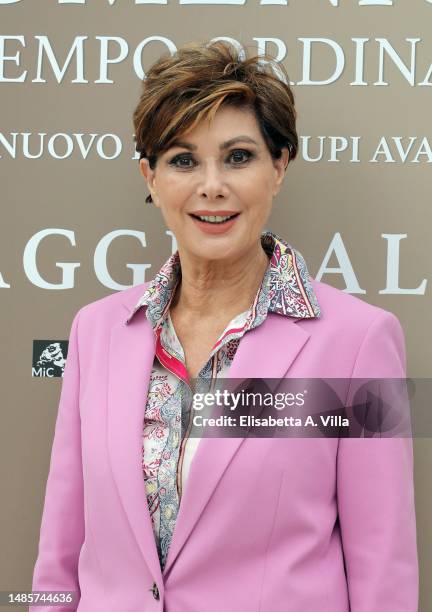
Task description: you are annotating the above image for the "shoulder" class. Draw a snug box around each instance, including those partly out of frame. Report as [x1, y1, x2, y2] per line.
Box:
[308, 278, 406, 366]
[310, 277, 403, 330]
[304, 279, 407, 377]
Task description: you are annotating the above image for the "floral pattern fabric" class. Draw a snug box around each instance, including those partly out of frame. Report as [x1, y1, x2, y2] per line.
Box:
[125, 230, 321, 570]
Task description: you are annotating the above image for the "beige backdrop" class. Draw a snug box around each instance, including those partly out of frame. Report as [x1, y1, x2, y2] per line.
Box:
[1, 0, 431, 609]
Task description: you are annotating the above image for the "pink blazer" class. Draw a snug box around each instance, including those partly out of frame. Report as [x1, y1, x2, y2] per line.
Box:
[31, 278, 419, 612]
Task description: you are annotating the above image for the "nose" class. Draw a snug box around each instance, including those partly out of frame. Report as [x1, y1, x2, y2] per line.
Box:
[196, 158, 229, 200]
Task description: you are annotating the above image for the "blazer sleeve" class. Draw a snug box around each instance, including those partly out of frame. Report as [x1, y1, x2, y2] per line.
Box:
[30, 308, 84, 612]
[336, 310, 419, 612]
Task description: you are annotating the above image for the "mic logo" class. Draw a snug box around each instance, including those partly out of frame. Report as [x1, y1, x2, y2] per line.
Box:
[32, 340, 68, 378]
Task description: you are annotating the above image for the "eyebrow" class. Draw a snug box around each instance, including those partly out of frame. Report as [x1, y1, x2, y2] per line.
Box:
[168, 135, 259, 151]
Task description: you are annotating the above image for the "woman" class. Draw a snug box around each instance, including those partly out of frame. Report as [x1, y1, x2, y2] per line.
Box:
[31, 40, 418, 611]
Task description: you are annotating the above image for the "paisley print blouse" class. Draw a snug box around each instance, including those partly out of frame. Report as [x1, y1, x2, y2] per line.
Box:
[125, 230, 321, 570]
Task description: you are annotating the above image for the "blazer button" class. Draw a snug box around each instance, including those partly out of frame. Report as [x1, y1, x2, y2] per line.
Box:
[151, 582, 160, 600]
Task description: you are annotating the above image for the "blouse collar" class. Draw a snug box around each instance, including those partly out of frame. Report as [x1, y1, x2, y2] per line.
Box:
[125, 230, 321, 327]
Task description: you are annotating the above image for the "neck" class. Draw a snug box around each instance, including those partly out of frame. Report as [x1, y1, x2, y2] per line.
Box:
[171, 242, 270, 320]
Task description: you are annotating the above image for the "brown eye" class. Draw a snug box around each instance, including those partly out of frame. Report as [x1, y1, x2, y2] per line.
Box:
[169, 154, 195, 168]
[229, 150, 253, 164]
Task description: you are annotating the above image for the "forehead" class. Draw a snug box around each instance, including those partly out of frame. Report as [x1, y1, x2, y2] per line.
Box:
[170, 106, 263, 149]
[199, 105, 259, 133]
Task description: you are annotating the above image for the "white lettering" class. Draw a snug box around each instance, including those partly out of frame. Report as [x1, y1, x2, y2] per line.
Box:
[33, 36, 88, 84]
[94, 230, 152, 289]
[23, 229, 80, 289]
[316, 233, 366, 294]
[380, 234, 427, 295]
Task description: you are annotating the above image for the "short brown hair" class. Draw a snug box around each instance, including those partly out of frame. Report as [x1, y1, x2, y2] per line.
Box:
[133, 40, 298, 203]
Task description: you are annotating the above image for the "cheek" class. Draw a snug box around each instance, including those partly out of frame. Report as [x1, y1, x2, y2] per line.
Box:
[239, 173, 273, 210]
[156, 176, 190, 214]
[156, 170, 191, 199]
[239, 166, 274, 196]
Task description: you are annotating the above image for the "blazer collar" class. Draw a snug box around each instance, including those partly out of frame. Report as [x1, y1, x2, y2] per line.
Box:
[124, 230, 321, 328]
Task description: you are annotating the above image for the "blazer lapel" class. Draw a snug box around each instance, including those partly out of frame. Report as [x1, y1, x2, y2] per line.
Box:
[162, 313, 311, 576]
[108, 289, 311, 580]
[106, 303, 164, 585]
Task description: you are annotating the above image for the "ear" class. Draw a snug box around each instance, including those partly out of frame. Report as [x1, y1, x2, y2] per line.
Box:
[272, 147, 290, 197]
[139, 158, 159, 206]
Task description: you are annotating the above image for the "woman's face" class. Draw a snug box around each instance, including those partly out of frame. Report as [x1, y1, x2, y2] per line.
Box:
[139, 105, 289, 262]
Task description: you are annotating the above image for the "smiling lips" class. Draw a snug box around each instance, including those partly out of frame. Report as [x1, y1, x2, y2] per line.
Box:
[188, 210, 241, 234]
[189, 209, 240, 219]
